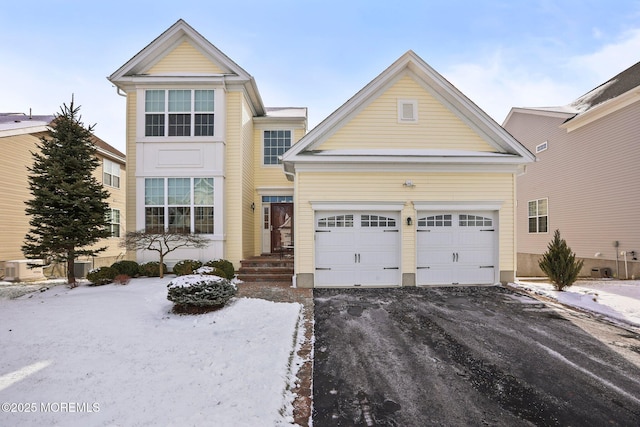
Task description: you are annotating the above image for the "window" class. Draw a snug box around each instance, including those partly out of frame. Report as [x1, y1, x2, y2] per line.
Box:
[418, 215, 452, 227]
[398, 99, 418, 123]
[459, 214, 492, 227]
[262, 195, 293, 203]
[536, 141, 548, 153]
[103, 159, 120, 188]
[107, 208, 121, 237]
[263, 130, 292, 165]
[361, 215, 396, 227]
[144, 177, 214, 234]
[144, 89, 214, 137]
[528, 199, 548, 233]
[317, 215, 354, 228]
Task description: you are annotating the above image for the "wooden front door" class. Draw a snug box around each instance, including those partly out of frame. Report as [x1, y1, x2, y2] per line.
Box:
[271, 203, 294, 253]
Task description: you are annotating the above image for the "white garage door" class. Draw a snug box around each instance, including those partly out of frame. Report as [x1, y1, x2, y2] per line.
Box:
[417, 212, 497, 285]
[315, 212, 400, 286]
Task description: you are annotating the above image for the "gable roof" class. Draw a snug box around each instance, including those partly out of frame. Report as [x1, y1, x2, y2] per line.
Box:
[283, 50, 534, 175]
[504, 59, 640, 128]
[108, 19, 265, 115]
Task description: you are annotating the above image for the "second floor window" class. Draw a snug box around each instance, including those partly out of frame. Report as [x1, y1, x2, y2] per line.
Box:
[103, 158, 121, 188]
[145, 89, 215, 137]
[263, 130, 292, 165]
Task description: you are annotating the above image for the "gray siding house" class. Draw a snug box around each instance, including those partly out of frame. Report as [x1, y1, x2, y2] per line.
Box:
[503, 60, 640, 279]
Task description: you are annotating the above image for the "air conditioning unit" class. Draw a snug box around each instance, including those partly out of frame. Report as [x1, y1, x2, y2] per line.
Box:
[591, 267, 612, 278]
[3, 260, 45, 282]
[74, 261, 93, 278]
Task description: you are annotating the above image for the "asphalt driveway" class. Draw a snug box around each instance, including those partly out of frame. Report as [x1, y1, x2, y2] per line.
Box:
[312, 286, 640, 426]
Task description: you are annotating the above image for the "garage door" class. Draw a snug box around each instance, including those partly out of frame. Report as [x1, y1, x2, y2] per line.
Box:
[417, 212, 496, 285]
[315, 212, 400, 286]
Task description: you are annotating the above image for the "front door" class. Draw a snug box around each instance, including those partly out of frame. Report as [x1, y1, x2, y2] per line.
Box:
[271, 203, 293, 252]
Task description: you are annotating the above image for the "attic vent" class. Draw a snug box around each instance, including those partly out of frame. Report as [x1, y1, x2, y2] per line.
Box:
[536, 141, 548, 153]
[398, 99, 418, 123]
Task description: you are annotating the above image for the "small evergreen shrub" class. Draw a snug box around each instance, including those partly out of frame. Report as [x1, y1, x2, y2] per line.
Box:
[114, 274, 131, 285]
[87, 266, 117, 286]
[167, 274, 237, 313]
[204, 259, 235, 280]
[539, 229, 584, 291]
[111, 260, 140, 278]
[140, 261, 168, 277]
[173, 259, 203, 276]
[195, 266, 227, 278]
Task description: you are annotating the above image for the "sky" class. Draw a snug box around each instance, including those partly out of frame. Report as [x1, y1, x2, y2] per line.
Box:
[2, 0, 640, 153]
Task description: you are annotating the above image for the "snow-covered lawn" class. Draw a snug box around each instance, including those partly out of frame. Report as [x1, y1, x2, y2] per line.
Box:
[0, 277, 305, 426]
[512, 278, 640, 328]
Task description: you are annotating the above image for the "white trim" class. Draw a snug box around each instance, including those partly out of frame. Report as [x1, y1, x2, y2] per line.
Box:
[398, 99, 418, 123]
[561, 89, 640, 132]
[413, 201, 503, 211]
[311, 201, 405, 211]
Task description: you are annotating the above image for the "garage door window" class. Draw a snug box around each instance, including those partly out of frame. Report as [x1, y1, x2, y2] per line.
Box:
[361, 215, 396, 227]
[318, 214, 354, 228]
[419, 214, 452, 227]
[459, 214, 492, 227]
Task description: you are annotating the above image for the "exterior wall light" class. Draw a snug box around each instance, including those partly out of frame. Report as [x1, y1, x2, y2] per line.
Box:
[406, 217, 413, 226]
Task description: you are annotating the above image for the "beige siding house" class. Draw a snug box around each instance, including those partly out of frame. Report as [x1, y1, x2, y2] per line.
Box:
[503, 60, 640, 278]
[283, 51, 535, 287]
[109, 21, 533, 287]
[108, 20, 307, 270]
[0, 113, 126, 280]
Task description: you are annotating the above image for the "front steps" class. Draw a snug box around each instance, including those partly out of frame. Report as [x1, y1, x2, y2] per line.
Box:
[238, 254, 294, 283]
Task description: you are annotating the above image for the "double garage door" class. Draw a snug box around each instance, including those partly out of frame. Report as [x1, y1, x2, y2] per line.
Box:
[315, 210, 497, 287]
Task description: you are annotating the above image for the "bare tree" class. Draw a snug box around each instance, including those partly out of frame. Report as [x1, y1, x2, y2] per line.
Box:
[121, 230, 209, 278]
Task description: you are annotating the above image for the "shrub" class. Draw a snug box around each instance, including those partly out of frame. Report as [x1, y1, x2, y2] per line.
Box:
[194, 266, 227, 278]
[539, 229, 584, 291]
[111, 260, 140, 278]
[114, 274, 131, 285]
[167, 274, 237, 313]
[173, 259, 203, 276]
[87, 266, 117, 286]
[140, 261, 168, 277]
[204, 259, 235, 280]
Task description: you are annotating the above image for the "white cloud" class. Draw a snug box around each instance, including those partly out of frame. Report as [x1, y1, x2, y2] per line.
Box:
[442, 28, 640, 124]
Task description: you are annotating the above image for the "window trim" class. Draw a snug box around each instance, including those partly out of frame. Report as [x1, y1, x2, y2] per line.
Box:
[103, 158, 121, 189]
[397, 99, 418, 123]
[144, 177, 215, 235]
[138, 88, 221, 142]
[528, 198, 549, 234]
[262, 129, 293, 166]
[107, 208, 121, 238]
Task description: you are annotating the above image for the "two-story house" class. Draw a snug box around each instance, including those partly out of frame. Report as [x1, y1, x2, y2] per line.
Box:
[503, 60, 640, 279]
[0, 112, 126, 280]
[109, 20, 534, 288]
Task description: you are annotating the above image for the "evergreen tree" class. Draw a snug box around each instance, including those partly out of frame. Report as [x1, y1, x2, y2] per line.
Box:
[538, 230, 584, 291]
[22, 98, 111, 287]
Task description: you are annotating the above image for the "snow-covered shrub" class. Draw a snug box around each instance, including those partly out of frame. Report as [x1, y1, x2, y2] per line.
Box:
[173, 259, 203, 276]
[167, 274, 237, 313]
[204, 259, 235, 280]
[111, 260, 140, 278]
[140, 262, 167, 277]
[87, 266, 117, 286]
[114, 274, 131, 285]
[194, 265, 227, 278]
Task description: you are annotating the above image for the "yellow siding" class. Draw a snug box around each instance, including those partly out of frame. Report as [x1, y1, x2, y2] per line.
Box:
[241, 98, 255, 259]
[0, 133, 42, 261]
[147, 40, 225, 74]
[1, 132, 127, 268]
[318, 75, 495, 152]
[225, 91, 243, 266]
[125, 91, 137, 238]
[295, 171, 515, 277]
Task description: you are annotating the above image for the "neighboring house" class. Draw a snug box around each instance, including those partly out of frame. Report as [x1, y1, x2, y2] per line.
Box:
[503, 60, 640, 279]
[0, 113, 126, 280]
[108, 20, 307, 270]
[109, 20, 534, 287]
